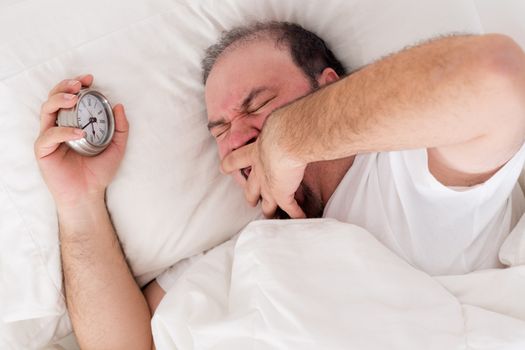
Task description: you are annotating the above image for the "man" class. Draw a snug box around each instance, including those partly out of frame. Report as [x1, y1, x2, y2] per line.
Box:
[34, 22, 525, 349]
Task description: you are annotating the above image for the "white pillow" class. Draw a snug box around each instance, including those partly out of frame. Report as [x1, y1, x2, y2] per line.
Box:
[474, 0, 525, 50]
[0, 0, 482, 347]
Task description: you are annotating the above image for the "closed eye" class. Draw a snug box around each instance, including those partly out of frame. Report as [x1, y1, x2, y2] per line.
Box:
[212, 124, 229, 138]
[248, 96, 276, 114]
[210, 96, 276, 138]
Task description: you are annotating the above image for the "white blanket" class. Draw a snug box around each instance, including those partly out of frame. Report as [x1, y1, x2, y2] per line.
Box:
[152, 219, 525, 350]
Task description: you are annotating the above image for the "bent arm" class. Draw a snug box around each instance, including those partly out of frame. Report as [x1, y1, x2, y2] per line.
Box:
[58, 195, 153, 350]
[266, 34, 525, 182]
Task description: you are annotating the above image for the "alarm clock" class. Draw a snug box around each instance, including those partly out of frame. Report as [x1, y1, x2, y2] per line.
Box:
[57, 88, 115, 156]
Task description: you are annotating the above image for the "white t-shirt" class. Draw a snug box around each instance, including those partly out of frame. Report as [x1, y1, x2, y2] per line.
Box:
[323, 144, 525, 276]
[158, 143, 525, 291]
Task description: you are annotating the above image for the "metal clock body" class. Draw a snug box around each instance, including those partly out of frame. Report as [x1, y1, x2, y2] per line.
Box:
[57, 88, 115, 156]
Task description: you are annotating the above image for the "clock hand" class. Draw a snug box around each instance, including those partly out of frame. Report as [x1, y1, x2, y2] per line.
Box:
[81, 120, 93, 129]
[81, 117, 97, 130]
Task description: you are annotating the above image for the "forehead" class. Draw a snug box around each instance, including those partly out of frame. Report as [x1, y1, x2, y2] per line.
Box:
[204, 39, 306, 116]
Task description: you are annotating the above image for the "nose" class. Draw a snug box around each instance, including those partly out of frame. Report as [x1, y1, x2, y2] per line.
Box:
[228, 119, 260, 151]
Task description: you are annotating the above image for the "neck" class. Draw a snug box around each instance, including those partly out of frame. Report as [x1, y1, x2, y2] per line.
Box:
[304, 156, 355, 207]
[321, 156, 355, 205]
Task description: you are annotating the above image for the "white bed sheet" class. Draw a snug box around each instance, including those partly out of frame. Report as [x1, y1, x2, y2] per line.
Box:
[152, 219, 525, 350]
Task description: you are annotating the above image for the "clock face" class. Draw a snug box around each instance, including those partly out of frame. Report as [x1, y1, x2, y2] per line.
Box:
[77, 93, 109, 146]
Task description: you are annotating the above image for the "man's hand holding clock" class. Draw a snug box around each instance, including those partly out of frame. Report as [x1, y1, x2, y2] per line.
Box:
[34, 74, 129, 209]
[34, 76, 154, 349]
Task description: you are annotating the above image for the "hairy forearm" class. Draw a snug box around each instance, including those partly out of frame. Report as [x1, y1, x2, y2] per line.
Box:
[58, 196, 152, 350]
[267, 34, 525, 163]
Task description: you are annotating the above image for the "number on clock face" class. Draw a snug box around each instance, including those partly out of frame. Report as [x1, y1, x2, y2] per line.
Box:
[77, 94, 108, 145]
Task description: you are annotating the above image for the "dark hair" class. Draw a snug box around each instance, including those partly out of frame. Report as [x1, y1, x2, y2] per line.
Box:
[201, 21, 347, 87]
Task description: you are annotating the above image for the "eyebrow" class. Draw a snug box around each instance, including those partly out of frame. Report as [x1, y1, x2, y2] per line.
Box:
[207, 86, 270, 131]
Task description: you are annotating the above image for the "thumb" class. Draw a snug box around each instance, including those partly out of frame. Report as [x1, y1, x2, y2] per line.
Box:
[111, 104, 129, 151]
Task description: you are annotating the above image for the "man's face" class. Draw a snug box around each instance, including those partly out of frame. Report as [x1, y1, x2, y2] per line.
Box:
[205, 39, 323, 217]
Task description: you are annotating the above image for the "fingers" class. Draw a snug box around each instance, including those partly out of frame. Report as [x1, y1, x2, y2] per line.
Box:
[111, 104, 129, 152]
[47, 79, 80, 98]
[261, 197, 277, 218]
[244, 168, 303, 219]
[41, 74, 94, 133]
[244, 171, 261, 207]
[34, 127, 84, 159]
[47, 74, 93, 98]
[40, 93, 79, 131]
[221, 140, 307, 219]
[74, 74, 94, 88]
[278, 196, 306, 219]
[221, 143, 255, 174]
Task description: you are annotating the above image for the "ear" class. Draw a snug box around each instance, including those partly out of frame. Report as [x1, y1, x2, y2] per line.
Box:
[317, 67, 340, 86]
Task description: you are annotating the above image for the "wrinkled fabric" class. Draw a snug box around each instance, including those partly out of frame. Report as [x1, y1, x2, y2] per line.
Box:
[152, 219, 525, 350]
[324, 143, 525, 275]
